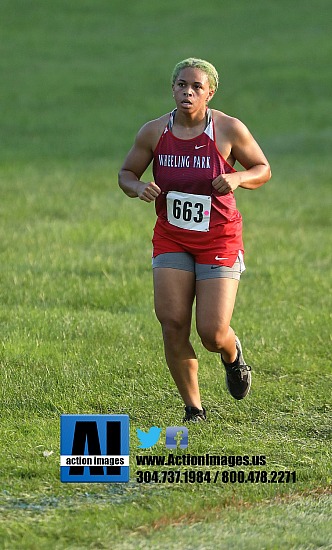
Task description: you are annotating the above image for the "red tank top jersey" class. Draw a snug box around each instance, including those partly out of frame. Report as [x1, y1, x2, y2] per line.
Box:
[152, 109, 244, 266]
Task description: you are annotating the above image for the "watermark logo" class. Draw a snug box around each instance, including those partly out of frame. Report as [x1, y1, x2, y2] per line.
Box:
[165, 427, 188, 449]
[60, 414, 129, 483]
[136, 427, 162, 449]
[136, 426, 188, 449]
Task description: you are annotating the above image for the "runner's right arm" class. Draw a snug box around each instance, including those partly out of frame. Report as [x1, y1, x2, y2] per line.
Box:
[118, 122, 162, 202]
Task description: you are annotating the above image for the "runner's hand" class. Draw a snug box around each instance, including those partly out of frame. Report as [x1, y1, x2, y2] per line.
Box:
[137, 182, 161, 202]
[212, 173, 241, 195]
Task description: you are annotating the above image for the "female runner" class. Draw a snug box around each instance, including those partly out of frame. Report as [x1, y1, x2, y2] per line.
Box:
[118, 58, 271, 421]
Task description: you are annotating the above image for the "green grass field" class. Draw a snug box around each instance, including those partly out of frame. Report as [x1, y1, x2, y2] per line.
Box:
[0, 0, 331, 548]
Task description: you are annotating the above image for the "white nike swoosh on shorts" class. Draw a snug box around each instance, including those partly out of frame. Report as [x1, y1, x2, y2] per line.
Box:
[215, 256, 229, 260]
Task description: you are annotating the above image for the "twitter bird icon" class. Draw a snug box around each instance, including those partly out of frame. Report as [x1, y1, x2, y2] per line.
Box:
[137, 427, 162, 449]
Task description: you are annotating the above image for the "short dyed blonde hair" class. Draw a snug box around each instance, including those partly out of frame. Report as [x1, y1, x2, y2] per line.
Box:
[171, 58, 219, 92]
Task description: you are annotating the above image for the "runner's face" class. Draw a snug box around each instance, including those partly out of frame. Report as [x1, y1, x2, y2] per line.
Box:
[172, 68, 214, 113]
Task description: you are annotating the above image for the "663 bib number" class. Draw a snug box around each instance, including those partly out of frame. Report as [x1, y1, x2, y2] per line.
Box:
[166, 191, 211, 232]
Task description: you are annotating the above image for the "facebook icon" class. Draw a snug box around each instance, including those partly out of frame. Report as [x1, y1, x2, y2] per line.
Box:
[165, 426, 188, 449]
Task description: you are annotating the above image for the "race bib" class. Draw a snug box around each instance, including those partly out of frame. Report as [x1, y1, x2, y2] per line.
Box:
[166, 191, 211, 232]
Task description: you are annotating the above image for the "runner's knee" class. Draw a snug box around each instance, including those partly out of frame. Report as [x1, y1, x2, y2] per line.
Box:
[199, 327, 229, 352]
[160, 318, 190, 337]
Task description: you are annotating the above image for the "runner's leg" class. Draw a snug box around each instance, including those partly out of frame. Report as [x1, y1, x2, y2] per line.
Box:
[153, 267, 202, 408]
[195, 278, 239, 363]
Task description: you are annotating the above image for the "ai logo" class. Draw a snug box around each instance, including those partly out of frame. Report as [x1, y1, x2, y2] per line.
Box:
[60, 414, 129, 483]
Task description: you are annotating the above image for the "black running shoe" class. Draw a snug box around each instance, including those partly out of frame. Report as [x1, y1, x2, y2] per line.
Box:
[184, 406, 206, 422]
[221, 336, 251, 400]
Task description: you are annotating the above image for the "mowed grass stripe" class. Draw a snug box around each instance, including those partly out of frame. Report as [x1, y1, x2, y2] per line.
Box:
[0, 162, 330, 549]
[1, 491, 331, 549]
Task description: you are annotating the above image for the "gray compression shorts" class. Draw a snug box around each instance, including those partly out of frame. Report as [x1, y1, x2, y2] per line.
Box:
[152, 251, 245, 281]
